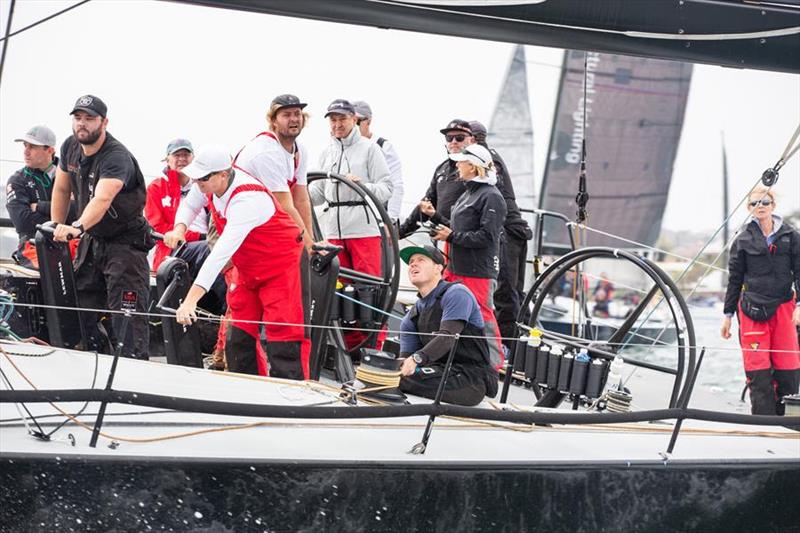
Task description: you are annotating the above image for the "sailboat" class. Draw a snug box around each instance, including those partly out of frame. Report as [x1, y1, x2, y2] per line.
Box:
[1, 2, 798, 531]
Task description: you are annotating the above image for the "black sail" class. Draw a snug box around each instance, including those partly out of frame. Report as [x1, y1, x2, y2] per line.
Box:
[539, 51, 693, 250]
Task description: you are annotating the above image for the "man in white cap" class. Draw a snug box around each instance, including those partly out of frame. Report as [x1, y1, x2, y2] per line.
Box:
[233, 94, 314, 251]
[353, 100, 404, 222]
[165, 146, 309, 380]
[6, 125, 66, 268]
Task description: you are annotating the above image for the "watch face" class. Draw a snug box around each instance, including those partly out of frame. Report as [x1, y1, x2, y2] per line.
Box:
[413, 354, 423, 364]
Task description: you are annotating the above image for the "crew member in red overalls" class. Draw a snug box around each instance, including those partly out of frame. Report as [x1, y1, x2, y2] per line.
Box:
[166, 146, 309, 379]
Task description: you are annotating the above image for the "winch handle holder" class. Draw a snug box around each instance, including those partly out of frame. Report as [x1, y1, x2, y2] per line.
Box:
[310, 244, 343, 273]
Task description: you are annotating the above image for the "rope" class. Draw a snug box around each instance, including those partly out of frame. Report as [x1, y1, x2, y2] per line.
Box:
[354, 365, 402, 388]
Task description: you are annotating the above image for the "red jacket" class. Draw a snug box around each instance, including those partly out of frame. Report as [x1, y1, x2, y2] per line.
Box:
[145, 168, 203, 271]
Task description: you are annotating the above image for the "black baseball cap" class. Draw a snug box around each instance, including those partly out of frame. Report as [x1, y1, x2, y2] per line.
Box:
[70, 94, 107, 118]
[400, 245, 446, 266]
[469, 120, 488, 140]
[439, 118, 472, 135]
[324, 99, 356, 117]
[271, 93, 307, 110]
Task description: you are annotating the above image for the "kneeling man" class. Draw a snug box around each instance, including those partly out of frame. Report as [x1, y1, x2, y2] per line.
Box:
[399, 245, 498, 406]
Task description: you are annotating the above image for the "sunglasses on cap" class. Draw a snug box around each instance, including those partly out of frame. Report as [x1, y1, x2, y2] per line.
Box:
[445, 134, 469, 143]
[748, 198, 773, 208]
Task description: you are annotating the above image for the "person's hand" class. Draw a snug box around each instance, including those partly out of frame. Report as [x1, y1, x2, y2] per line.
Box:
[164, 228, 186, 249]
[30, 203, 37, 211]
[419, 199, 435, 217]
[720, 316, 732, 339]
[401, 356, 417, 377]
[175, 300, 197, 326]
[793, 307, 800, 326]
[53, 223, 82, 243]
[432, 225, 452, 242]
[345, 173, 361, 183]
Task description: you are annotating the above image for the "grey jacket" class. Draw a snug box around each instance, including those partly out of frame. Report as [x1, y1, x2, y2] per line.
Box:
[310, 126, 392, 239]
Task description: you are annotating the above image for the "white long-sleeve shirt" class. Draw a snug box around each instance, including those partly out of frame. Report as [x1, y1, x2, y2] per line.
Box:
[376, 136, 403, 220]
[235, 134, 309, 192]
[175, 173, 275, 290]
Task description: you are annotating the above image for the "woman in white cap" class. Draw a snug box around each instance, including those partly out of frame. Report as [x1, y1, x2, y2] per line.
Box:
[430, 143, 507, 368]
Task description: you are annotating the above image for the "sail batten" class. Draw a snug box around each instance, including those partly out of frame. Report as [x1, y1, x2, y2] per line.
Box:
[539, 50, 693, 249]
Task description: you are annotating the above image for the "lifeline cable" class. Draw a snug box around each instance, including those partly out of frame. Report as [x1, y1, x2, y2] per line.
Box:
[0, 0, 92, 44]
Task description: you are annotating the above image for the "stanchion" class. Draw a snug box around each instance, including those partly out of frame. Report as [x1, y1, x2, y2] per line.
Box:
[89, 311, 132, 448]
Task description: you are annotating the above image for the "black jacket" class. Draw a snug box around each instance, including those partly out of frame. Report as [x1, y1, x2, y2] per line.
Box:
[484, 143, 532, 242]
[448, 180, 507, 279]
[724, 219, 800, 315]
[5, 161, 58, 244]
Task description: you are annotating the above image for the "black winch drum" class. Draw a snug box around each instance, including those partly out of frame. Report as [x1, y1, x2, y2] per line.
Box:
[535, 345, 550, 385]
[557, 353, 573, 392]
[547, 349, 561, 389]
[524, 340, 539, 380]
[585, 359, 607, 398]
[569, 357, 589, 395]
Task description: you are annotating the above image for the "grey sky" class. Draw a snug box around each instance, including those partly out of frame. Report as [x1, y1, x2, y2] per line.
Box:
[1, 0, 798, 239]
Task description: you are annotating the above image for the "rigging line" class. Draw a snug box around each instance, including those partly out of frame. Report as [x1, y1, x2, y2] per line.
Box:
[372, 0, 800, 40]
[0, 0, 15, 89]
[566, 223, 729, 275]
[775, 122, 800, 169]
[0, 0, 91, 44]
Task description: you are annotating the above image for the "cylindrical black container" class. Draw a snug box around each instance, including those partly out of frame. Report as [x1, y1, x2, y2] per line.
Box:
[535, 345, 550, 385]
[585, 359, 607, 399]
[524, 340, 540, 380]
[512, 336, 528, 373]
[569, 357, 589, 395]
[557, 353, 574, 392]
[356, 284, 375, 321]
[341, 285, 356, 322]
[547, 347, 562, 389]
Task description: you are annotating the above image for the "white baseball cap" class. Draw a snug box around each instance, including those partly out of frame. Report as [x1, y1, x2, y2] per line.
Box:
[180, 145, 232, 181]
[15, 125, 56, 147]
[449, 143, 493, 169]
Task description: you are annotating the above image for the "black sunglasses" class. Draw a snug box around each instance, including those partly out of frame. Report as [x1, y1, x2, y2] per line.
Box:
[445, 134, 468, 143]
[748, 198, 773, 208]
[194, 171, 217, 183]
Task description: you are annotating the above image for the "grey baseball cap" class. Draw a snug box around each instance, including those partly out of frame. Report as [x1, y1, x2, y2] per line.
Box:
[14, 125, 56, 147]
[353, 100, 372, 119]
[165, 138, 194, 156]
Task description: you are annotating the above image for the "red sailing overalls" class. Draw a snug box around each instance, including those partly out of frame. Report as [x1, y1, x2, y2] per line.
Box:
[208, 183, 309, 380]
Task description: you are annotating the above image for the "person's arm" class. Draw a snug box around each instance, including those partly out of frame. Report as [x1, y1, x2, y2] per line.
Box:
[53, 177, 124, 242]
[6, 178, 48, 238]
[175, 192, 272, 324]
[274, 190, 314, 250]
[792, 230, 800, 325]
[165, 185, 206, 248]
[383, 143, 404, 220]
[358, 145, 392, 203]
[144, 181, 172, 234]
[448, 192, 506, 249]
[291, 185, 315, 243]
[50, 166, 72, 224]
[721, 237, 745, 339]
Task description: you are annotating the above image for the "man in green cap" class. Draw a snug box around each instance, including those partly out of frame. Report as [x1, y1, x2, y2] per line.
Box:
[398, 244, 498, 406]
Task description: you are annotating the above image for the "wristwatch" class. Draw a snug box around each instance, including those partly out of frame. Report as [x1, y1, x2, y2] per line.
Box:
[412, 353, 424, 365]
[71, 221, 84, 235]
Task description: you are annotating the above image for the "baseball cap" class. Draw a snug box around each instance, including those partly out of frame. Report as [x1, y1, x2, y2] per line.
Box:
[14, 125, 56, 147]
[353, 100, 373, 119]
[439, 118, 472, 136]
[324, 99, 356, 117]
[271, 93, 307, 110]
[165, 138, 194, 156]
[469, 120, 488, 141]
[449, 143, 493, 169]
[180, 145, 232, 181]
[399, 245, 446, 266]
[69, 94, 107, 118]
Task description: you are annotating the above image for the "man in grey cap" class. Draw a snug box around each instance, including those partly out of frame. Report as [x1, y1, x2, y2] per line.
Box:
[5, 125, 71, 268]
[353, 100, 404, 222]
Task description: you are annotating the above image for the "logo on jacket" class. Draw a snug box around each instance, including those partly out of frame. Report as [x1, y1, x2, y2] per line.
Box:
[162, 197, 172, 207]
[749, 342, 760, 351]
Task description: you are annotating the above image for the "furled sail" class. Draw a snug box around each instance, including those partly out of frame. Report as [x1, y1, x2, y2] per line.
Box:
[487, 45, 535, 211]
[539, 50, 693, 250]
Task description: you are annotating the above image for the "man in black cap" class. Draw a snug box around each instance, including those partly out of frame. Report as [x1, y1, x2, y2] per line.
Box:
[469, 120, 533, 350]
[233, 94, 314, 251]
[398, 119, 475, 239]
[398, 244, 498, 406]
[6, 125, 72, 269]
[50, 95, 152, 358]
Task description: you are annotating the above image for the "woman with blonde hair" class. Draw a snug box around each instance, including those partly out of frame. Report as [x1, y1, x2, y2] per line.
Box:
[721, 186, 800, 415]
[431, 143, 507, 368]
